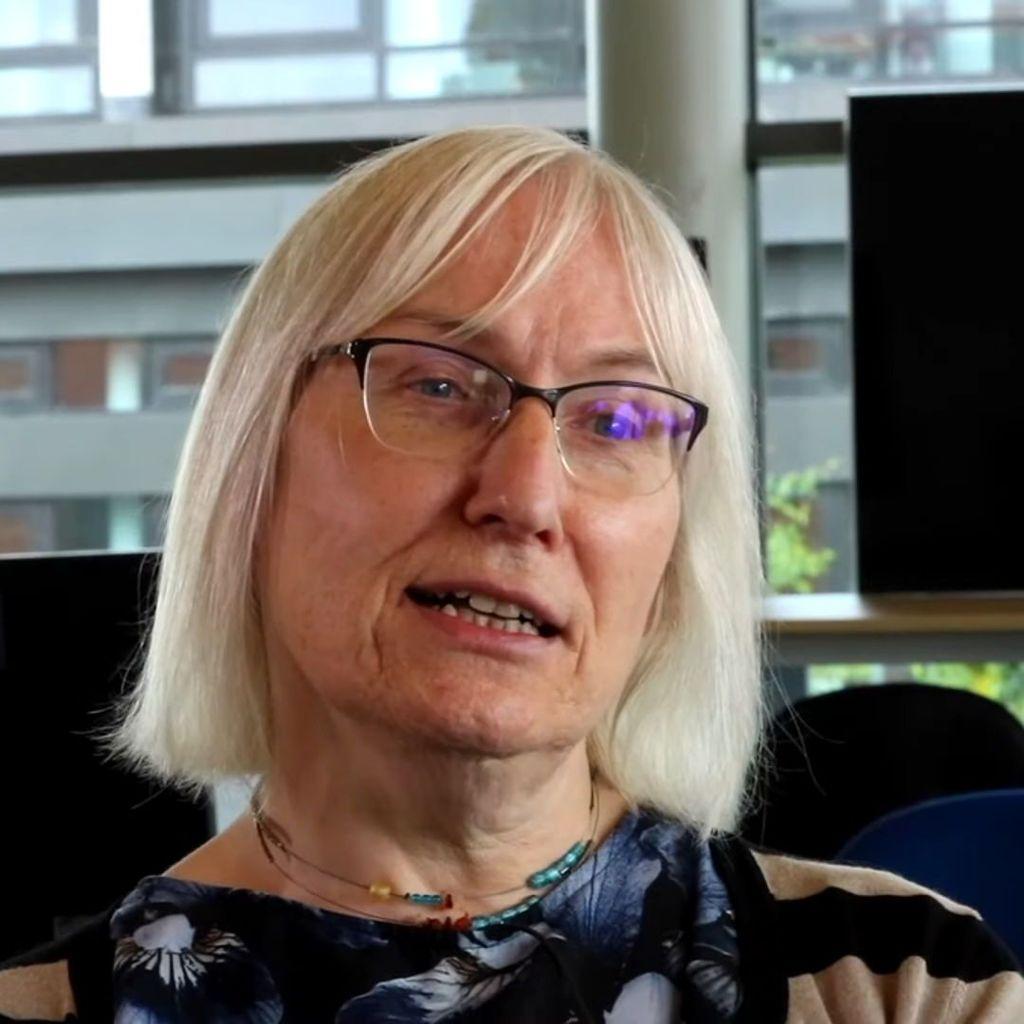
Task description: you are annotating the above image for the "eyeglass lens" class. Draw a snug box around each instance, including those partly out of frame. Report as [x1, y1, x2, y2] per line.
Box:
[360, 343, 697, 496]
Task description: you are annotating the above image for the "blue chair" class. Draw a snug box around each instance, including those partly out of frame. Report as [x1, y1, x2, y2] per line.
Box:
[837, 788, 1024, 963]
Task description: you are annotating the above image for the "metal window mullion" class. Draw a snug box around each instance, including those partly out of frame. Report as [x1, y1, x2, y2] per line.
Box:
[365, 0, 385, 105]
[0, 45, 95, 68]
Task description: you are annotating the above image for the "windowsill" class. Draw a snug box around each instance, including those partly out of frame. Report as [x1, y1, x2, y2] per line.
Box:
[764, 592, 1024, 636]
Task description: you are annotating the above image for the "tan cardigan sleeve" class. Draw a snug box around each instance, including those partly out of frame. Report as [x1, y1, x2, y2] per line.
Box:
[0, 959, 77, 1021]
[751, 850, 1024, 1023]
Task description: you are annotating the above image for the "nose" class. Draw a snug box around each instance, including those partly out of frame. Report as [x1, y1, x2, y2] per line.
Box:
[461, 397, 567, 548]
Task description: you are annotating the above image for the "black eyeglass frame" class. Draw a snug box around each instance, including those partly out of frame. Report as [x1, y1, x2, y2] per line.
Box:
[308, 337, 710, 453]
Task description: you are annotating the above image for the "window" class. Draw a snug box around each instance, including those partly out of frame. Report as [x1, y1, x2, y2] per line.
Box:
[756, 0, 1024, 121]
[753, 1, 1024, 719]
[753, 3, 1023, 598]
[154, 0, 585, 112]
[0, 0, 98, 120]
[148, 339, 215, 410]
[758, 163, 853, 595]
[0, 345, 48, 411]
[808, 662, 1024, 722]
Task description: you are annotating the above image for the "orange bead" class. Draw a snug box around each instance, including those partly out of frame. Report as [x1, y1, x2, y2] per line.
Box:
[369, 882, 393, 899]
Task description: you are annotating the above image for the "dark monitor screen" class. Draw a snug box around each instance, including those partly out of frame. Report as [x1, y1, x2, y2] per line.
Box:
[850, 88, 1024, 594]
[0, 551, 212, 961]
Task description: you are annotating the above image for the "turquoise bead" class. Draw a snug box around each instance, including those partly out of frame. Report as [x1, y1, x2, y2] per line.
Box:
[408, 893, 444, 905]
[472, 895, 540, 929]
[527, 839, 592, 889]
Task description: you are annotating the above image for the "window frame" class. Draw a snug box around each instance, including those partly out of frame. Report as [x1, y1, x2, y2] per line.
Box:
[153, 0, 586, 115]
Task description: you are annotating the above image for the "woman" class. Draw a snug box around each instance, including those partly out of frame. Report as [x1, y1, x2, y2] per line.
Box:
[1, 126, 1019, 1022]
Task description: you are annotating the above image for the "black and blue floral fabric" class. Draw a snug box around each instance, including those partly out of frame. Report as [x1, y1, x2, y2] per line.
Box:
[109, 809, 742, 1022]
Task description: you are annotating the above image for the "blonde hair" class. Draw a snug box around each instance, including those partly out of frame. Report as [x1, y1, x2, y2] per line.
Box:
[107, 125, 767, 838]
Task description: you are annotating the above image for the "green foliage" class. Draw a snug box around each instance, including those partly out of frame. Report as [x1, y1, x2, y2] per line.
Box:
[909, 662, 1024, 721]
[765, 458, 841, 593]
[807, 663, 884, 695]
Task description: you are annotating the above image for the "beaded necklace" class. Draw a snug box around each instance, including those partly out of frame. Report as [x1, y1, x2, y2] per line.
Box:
[251, 780, 600, 931]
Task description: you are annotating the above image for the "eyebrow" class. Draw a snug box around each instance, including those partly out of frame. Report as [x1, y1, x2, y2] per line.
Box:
[383, 309, 662, 378]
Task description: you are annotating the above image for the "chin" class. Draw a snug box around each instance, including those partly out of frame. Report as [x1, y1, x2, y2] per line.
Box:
[406, 700, 581, 759]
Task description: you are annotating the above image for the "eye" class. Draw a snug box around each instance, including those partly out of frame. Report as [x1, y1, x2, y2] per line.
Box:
[409, 377, 468, 400]
[580, 402, 645, 440]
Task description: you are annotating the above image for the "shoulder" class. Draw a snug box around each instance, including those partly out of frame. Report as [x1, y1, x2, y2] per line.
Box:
[710, 837, 1024, 1023]
[0, 910, 115, 1023]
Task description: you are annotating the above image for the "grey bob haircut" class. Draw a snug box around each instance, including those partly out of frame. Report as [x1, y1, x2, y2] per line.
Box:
[107, 124, 768, 839]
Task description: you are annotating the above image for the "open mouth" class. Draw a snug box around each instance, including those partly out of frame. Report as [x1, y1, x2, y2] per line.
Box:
[406, 586, 560, 639]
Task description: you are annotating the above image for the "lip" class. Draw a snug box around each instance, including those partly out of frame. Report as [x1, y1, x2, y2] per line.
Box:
[408, 577, 567, 634]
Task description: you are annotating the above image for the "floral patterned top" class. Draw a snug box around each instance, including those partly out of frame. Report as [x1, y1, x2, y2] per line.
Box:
[107, 809, 742, 1023]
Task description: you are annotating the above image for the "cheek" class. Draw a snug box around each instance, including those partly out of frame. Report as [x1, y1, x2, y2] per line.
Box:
[597, 495, 677, 608]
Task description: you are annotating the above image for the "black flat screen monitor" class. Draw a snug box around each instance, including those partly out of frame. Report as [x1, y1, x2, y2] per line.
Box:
[850, 88, 1024, 594]
[0, 551, 213, 962]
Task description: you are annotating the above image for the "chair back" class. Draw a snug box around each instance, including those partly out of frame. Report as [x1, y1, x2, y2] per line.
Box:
[741, 683, 1024, 859]
[837, 788, 1024, 963]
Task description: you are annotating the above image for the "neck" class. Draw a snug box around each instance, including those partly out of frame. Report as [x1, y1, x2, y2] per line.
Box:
[252, 717, 625, 923]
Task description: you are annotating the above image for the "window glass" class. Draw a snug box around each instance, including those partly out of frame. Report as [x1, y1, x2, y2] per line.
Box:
[385, 0, 576, 46]
[807, 662, 1024, 721]
[0, 346, 46, 410]
[0, 185, 323, 557]
[0, 0, 77, 48]
[759, 164, 854, 594]
[756, 0, 1024, 121]
[53, 339, 108, 408]
[148, 339, 215, 410]
[207, 0, 361, 37]
[386, 0, 475, 46]
[194, 52, 377, 107]
[0, 498, 110, 553]
[0, 65, 93, 117]
[387, 43, 578, 99]
[0, 501, 57, 553]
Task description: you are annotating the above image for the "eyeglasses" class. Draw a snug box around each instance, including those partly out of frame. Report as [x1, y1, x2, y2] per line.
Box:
[308, 338, 709, 498]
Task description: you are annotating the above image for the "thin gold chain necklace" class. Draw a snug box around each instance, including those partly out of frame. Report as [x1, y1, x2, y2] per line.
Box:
[251, 780, 600, 931]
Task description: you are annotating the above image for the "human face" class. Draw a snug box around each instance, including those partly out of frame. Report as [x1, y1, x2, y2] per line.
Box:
[258, 189, 681, 760]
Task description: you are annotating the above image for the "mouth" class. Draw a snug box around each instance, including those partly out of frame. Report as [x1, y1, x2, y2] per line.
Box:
[405, 585, 562, 640]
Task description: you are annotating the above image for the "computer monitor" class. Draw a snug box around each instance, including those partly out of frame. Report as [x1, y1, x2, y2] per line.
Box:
[850, 87, 1024, 593]
[0, 550, 213, 961]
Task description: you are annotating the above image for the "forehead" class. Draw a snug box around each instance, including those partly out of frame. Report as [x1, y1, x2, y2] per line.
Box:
[386, 186, 656, 377]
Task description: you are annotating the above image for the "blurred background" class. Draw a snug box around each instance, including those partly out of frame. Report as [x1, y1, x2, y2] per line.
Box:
[1, 0, 1022, 712]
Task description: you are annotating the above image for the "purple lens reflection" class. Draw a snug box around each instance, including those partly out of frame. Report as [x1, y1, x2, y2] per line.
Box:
[591, 398, 695, 441]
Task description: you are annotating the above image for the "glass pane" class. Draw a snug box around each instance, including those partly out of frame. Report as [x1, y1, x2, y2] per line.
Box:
[53, 338, 108, 407]
[0, 184, 328, 556]
[0, 498, 111, 553]
[756, 0, 1024, 121]
[0, 346, 45, 409]
[0, 501, 57, 552]
[0, 0, 77, 48]
[806, 662, 1024, 722]
[148, 339, 214, 409]
[387, 43, 580, 99]
[386, 0, 576, 47]
[0, 64, 93, 117]
[208, 0, 361, 36]
[194, 52, 376, 107]
[387, 0, 475, 46]
[759, 163, 854, 594]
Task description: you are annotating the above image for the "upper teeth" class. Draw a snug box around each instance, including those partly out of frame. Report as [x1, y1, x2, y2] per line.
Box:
[450, 590, 537, 622]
